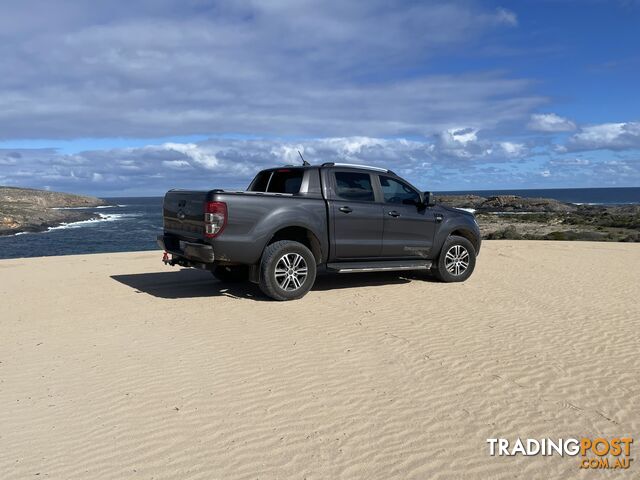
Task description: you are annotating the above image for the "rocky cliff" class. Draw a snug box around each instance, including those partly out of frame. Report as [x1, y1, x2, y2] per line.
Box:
[0, 187, 109, 235]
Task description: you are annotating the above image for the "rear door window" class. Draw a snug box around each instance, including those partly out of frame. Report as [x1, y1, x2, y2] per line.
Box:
[334, 172, 375, 202]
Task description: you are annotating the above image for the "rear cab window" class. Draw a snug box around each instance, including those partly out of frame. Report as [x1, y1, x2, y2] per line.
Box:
[334, 171, 375, 202]
[248, 169, 304, 194]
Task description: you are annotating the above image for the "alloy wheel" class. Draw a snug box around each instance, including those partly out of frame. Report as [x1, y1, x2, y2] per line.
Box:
[274, 253, 308, 291]
[444, 245, 469, 276]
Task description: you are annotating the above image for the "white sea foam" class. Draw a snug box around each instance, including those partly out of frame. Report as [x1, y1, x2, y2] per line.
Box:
[53, 205, 118, 210]
[46, 213, 131, 231]
[8, 212, 134, 236]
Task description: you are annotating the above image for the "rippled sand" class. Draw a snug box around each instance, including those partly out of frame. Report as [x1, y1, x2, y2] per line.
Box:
[1, 241, 638, 479]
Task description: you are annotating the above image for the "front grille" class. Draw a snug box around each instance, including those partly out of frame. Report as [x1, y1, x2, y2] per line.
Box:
[164, 218, 204, 235]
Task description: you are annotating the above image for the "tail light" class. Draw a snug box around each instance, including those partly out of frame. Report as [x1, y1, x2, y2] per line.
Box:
[204, 201, 227, 238]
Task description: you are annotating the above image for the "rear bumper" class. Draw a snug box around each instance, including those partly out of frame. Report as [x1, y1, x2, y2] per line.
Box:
[157, 234, 215, 264]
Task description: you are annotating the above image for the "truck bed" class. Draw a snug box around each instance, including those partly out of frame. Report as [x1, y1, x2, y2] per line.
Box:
[162, 188, 328, 265]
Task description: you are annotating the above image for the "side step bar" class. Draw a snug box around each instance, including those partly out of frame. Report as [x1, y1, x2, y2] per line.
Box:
[326, 260, 432, 274]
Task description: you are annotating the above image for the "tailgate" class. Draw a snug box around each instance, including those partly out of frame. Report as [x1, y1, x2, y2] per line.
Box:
[163, 190, 208, 239]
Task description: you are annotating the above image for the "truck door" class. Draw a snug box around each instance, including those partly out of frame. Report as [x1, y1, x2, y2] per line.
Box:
[328, 170, 383, 259]
[377, 175, 436, 258]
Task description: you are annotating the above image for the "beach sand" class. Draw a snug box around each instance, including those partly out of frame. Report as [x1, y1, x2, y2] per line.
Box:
[1, 241, 639, 479]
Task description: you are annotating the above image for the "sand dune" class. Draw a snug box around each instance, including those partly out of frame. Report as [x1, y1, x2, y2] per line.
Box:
[1, 241, 639, 479]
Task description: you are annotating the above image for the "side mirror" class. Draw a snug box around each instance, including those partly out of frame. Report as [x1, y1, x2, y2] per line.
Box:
[423, 191, 436, 207]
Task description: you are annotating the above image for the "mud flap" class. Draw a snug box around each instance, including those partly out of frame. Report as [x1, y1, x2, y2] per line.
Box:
[248, 264, 260, 284]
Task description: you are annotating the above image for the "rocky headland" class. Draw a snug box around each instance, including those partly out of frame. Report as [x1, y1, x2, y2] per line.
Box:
[0, 186, 109, 236]
[437, 194, 640, 242]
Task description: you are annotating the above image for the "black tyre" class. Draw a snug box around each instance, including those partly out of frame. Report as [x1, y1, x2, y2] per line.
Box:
[432, 235, 476, 282]
[212, 265, 249, 283]
[259, 240, 317, 301]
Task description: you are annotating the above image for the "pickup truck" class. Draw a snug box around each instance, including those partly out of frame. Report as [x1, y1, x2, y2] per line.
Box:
[157, 163, 481, 301]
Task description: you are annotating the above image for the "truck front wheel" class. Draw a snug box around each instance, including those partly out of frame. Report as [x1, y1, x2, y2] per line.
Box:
[432, 235, 476, 282]
[259, 240, 317, 301]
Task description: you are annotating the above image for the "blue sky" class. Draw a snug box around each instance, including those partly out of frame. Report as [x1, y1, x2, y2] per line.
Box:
[0, 0, 638, 196]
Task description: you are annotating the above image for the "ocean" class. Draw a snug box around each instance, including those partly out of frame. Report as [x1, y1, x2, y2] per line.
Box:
[0, 188, 638, 259]
[0, 197, 162, 260]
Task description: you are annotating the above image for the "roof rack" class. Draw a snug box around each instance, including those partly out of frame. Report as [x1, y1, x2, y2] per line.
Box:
[321, 162, 392, 173]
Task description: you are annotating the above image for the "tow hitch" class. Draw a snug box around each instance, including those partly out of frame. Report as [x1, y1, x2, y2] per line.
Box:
[161, 251, 208, 270]
[162, 252, 181, 266]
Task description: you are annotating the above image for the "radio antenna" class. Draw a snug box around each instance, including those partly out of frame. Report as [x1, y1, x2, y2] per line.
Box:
[298, 150, 310, 166]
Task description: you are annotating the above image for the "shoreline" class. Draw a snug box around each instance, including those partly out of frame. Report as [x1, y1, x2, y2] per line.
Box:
[1, 186, 110, 236]
[5, 210, 127, 237]
[1, 211, 104, 236]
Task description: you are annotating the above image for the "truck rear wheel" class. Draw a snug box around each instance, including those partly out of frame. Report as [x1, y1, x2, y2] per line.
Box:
[432, 235, 476, 282]
[259, 240, 317, 301]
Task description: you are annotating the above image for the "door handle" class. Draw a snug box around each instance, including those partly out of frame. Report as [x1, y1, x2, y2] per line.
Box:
[387, 210, 400, 217]
[339, 206, 353, 214]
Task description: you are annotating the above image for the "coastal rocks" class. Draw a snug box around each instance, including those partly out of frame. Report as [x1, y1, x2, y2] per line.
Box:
[2, 216, 19, 229]
[434, 195, 487, 209]
[479, 195, 577, 213]
[436, 194, 577, 213]
[437, 194, 639, 242]
[0, 186, 108, 209]
[0, 186, 109, 235]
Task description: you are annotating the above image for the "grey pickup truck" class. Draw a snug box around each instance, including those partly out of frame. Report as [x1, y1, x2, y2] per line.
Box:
[158, 163, 481, 300]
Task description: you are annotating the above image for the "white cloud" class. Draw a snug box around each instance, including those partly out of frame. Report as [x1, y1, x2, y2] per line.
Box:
[162, 160, 192, 169]
[444, 128, 478, 146]
[435, 128, 528, 159]
[320, 137, 387, 156]
[549, 157, 590, 166]
[565, 121, 640, 151]
[495, 8, 518, 27]
[160, 143, 220, 169]
[0, 134, 540, 195]
[0, 1, 541, 140]
[5, 129, 638, 195]
[499, 141, 526, 157]
[527, 113, 577, 132]
[270, 145, 308, 165]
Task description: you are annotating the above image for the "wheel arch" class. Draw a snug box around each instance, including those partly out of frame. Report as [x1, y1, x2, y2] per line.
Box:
[449, 227, 481, 254]
[265, 225, 324, 264]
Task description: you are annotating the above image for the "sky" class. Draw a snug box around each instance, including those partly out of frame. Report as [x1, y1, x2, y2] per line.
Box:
[0, 0, 639, 196]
